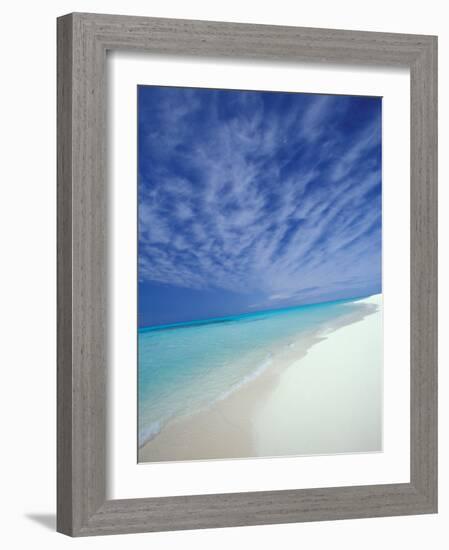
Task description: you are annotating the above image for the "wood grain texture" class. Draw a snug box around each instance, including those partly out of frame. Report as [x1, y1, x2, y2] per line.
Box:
[57, 13, 74, 536]
[410, 37, 438, 509]
[57, 12, 438, 536]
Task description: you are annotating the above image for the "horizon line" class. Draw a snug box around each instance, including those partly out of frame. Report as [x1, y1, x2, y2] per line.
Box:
[139, 292, 380, 333]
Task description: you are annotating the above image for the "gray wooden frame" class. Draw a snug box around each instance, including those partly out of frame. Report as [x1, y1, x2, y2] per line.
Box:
[57, 12, 438, 537]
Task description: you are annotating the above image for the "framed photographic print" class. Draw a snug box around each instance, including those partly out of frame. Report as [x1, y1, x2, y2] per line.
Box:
[57, 12, 437, 536]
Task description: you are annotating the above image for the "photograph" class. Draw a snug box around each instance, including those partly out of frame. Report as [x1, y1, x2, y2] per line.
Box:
[137, 85, 383, 463]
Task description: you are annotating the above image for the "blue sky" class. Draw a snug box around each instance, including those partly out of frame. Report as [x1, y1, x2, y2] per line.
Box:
[138, 86, 382, 328]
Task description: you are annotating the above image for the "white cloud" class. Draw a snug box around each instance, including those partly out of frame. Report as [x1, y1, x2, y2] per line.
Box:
[138, 89, 382, 305]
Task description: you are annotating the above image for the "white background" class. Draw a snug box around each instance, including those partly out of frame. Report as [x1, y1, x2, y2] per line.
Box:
[0, 1, 445, 549]
[109, 54, 410, 498]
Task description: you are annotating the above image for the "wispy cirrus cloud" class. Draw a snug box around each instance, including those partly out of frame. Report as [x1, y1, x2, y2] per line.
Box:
[138, 86, 382, 325]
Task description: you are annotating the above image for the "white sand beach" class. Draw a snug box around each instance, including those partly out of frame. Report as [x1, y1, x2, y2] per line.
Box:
[138, 294, 382, 463]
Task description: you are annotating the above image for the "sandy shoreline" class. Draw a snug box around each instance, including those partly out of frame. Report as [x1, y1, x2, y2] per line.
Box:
[139, 295, 382, 463]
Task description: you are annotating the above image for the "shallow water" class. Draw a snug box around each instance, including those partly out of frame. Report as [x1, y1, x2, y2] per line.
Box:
[138, 297, 371, 447]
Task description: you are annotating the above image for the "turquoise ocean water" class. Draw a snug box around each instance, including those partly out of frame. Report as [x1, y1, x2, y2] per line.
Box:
[138, 297, 367, 447]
